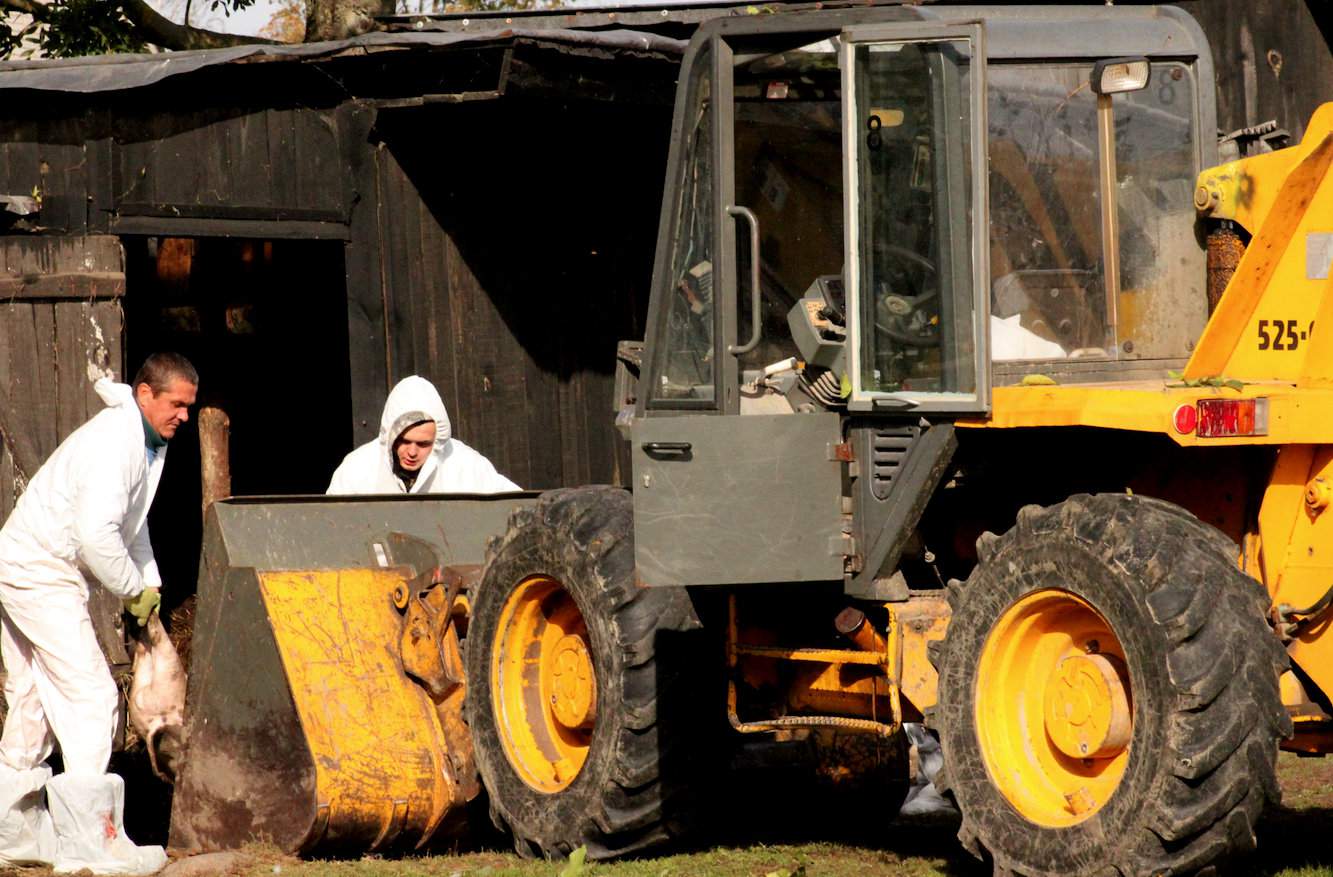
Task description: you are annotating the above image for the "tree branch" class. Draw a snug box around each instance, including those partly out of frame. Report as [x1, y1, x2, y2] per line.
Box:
[121, 0, 282, 50]
[0, 0, 48, 18]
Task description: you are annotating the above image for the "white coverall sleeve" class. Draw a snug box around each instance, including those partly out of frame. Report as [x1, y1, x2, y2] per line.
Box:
[326, 459, 355, 495]
[470, 455, 520, 493]
[128, 524, 162, 591]
[71, 453, 145, 599]
[485, 466, 520, 493]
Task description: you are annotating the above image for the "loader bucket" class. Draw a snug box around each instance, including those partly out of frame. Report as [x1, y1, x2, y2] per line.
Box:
[167, 494, 534, 856]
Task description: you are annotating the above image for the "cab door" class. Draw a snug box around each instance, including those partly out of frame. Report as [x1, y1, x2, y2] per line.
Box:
[631, 20, 988, 588]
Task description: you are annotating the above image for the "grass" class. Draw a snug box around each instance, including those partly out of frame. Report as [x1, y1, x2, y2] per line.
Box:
[6, 754, 1333, 877]
[206, 753, 1333, 877]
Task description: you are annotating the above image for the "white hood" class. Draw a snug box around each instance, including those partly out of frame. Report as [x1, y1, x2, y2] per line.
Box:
[94, 378, 135, 410]
[378, 375, 451, 454]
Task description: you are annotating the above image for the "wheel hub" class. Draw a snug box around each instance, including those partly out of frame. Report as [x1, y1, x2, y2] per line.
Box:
[1044, 653, 1131, 759]
[974, 588, 1133, 827]
[491, 575, 596, 793]
[549, 634, 597, 729]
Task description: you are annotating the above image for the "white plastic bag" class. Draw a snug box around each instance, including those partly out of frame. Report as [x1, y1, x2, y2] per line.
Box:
[899, 723, 958, 817]
[45, 773, 167, 876]
[0, 761, 56, 866]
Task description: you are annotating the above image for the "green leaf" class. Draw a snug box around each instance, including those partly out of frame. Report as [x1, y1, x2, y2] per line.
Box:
[1164, 372, 1246, 391]
[1020, 374, 1057, 386]
[558, 845, 588, 877]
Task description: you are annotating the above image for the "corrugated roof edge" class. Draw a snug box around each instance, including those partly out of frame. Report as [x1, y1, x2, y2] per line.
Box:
[0, 28, 686, 94]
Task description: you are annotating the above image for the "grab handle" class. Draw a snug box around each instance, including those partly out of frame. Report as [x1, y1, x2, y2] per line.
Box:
[726, 204, 762, 356]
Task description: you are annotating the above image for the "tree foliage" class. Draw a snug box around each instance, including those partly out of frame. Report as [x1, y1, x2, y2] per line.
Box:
[1, 0, 543, 58]
[2, 0, 147, 57]
[1, 0, 269, 57]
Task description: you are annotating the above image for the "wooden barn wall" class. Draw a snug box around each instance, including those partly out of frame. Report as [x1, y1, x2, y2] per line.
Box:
[0, 108, 99, 234]
[0, 236, 125, 521]
[109, 98, 350, 227]
[0, 66, 355, 238]
[2, 0, 1329, 492]
[1178, 0, 1333, 141]
[372, 96, 671, 490]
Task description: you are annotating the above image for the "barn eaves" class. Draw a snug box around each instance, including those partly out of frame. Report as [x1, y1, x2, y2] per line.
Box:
[0, 28, 685, 95]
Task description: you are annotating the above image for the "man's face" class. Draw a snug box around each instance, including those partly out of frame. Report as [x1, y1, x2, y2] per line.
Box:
[394, 421, 436, 472]
[135, 378, 197, 440]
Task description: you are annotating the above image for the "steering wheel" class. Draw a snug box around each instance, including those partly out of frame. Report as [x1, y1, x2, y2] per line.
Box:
[872, 244, 940, 348]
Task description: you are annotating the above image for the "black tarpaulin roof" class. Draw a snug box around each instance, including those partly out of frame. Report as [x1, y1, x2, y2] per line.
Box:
[0, 28, 685, 93]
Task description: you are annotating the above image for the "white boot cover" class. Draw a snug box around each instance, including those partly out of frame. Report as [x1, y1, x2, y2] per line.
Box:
[0, 761, 56, 866]
[46, 773, 167, 876]
[898, 723, 958, 817]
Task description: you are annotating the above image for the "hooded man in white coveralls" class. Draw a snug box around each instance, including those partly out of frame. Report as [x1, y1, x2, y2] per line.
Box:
[327, 375, 518, 495]
[0, 352, 197, 875]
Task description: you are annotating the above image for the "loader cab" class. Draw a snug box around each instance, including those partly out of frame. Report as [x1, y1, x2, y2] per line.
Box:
[630, 6, 1217, 588]
[638, 5, 1217, 418]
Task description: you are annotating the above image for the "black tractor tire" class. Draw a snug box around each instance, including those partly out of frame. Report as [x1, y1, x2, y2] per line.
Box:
[930, 493, 1290, 877]
[466, 486, 704, 860]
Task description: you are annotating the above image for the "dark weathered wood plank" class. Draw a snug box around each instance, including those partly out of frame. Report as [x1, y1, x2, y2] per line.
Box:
[87, 108, 116, 235]
[0, 301, 17, 518]
[442, 233, 486, 471]
[233, 108, 273, 208]
[265, 108, 299, 210]
[54, 303, 91, 442]
[3, 133, 42, 206]
[399, 159, 427, 381]
[343, 105, 388, 446]
[524, 336, 562, 489]
[1180, 0, 1333, 141]
[0, 273, 125, 300]
[0, 306, 43, 481]
[1, 303, 61, 477]
[0, 443, 15, 522]
[30, 303, 60, 462]
[379, 150, 415, 381]
[293, 110, 341, 214]
[1, 234, 123, 275]
[89, 301, 125, 384]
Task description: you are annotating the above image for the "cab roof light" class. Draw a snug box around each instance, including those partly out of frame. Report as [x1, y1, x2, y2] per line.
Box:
[1091, 57, 1151, 95]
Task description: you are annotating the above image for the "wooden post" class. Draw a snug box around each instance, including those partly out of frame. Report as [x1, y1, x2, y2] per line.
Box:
[198, 405, 231, 519]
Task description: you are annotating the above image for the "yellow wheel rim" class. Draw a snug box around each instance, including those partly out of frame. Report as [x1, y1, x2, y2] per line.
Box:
[975, 589, 1132, 827]
[492, 575, 597, 793]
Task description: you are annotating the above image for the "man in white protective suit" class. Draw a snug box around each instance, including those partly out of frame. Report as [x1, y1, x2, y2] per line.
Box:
[327, 375, 519, 495]
[0, 352, 197, 875]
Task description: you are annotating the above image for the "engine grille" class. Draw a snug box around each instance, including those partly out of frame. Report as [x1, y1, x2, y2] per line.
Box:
[870, 425, 921, 500]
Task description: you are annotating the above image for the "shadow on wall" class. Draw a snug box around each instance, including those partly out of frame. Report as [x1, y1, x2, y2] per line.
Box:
[374, 91, 674, 489]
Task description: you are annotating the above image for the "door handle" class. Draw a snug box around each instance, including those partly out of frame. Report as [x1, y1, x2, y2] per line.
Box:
[726, 204, 761, 356]
[641, 441, 692, 454]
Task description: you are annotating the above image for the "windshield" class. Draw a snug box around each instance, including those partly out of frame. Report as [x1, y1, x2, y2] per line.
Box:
[988, 62, 1202, 363]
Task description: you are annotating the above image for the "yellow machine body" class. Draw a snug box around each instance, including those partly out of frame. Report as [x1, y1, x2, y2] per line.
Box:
[952, 103, 1333, 754]
[730, 105, 1333, 755]
[255, 568, 475, 851]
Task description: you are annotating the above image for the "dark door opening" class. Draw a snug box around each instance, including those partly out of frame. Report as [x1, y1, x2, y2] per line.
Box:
[124, 236, 353, 606]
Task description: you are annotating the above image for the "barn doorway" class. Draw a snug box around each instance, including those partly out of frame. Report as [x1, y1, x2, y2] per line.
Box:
[123, 236, 353, 604]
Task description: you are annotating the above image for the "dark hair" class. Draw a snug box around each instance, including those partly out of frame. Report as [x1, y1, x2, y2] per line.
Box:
[133, 352, 199, 395]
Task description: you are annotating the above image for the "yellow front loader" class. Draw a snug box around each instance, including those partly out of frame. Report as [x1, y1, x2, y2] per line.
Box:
[167, 6, 1333, 877]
